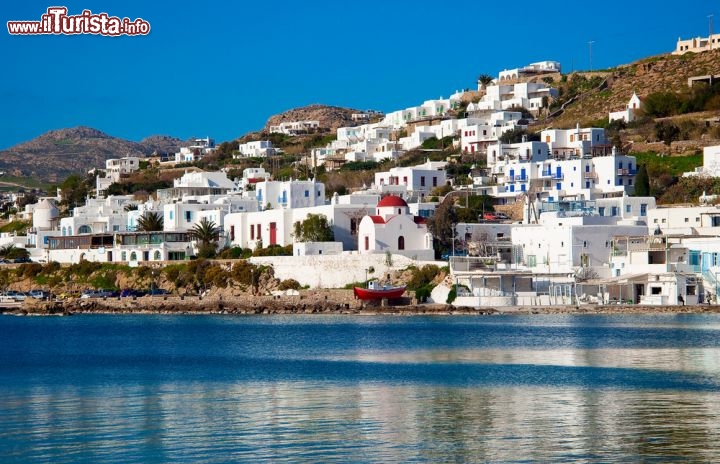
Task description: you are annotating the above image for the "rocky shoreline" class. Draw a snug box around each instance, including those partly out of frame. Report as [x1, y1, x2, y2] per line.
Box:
[5, 289, 720, 316]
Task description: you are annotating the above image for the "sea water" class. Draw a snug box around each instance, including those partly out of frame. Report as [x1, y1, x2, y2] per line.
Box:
[2, 313, 720, 463]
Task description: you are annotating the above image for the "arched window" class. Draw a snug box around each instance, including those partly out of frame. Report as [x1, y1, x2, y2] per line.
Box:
[130, 252, 137, 261]
[61, 226, 66, 236]
[154, 250, 161, 260]
[68, 226, 73, 235]
[398, 236, 405, 250]
[78, 225, 92, 234]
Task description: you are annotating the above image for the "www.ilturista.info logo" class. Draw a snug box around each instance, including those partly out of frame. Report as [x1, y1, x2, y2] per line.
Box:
[7, 7, 150, 36]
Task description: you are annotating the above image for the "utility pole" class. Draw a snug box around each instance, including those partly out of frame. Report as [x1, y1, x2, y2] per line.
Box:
[710, 14, 714, 50]
[588, 41, 595, 71]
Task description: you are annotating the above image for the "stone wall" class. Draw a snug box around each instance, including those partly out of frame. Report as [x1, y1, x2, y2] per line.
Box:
[249, 252, 429, 289]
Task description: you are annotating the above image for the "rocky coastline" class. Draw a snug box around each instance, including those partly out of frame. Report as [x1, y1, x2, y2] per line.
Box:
[4, 288, 720, 316]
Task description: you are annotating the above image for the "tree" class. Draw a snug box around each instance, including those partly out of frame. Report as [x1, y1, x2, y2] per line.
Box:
[477, 74, 494, 87]
[0, 244, 29, 260]
[499, 128, 540, 144]
[59, 174, 90, 208]
[136, 211, 164, 232]
[655, 121, 680, 146]
[293, 214, 334, 242]
[188, 218, 222, 258]
[427, 200, 458, 255]
[633, 164, 650, 196]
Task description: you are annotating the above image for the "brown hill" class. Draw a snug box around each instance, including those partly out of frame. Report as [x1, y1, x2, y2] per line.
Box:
[543, 49, 720, 128]
[0, 127, 185, 184]
[264, 104, 363, 133]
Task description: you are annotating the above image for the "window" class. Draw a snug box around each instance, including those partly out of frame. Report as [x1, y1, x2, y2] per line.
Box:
[257, 224, 261, 241]
[598, 207, 605, 216]
[364, 236, 369, 250]
[585, 181, 590, 189]
[230, 225, 235, 241]
[154, 250, 161, 260]
[121, 251, 127, 261]
[185, 211, 192, 222]
[250, 224, 255, 240]
[626, 205, 632, 213]
[420, 176, 425, 187]
[684, 217, 689, 223]
[640, 204, 647, 216]
[130, 252, 137, 261]
[304, 190, 309, 197]
[169, 211, 174, 220]
[433, 177, 437, 187]
[398, 236, 405, 250]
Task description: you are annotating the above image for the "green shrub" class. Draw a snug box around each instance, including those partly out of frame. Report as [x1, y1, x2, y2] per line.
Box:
[278, 279, 301, 291]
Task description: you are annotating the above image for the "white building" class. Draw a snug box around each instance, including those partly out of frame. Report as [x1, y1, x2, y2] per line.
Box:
[269, 120, 320, 135]
[357, 195, 433, 260]
[224, 199, 376, 251]
[684, 144, 720, 178]
[460, 112, 527, 154]
[473, 82, 557, 113]
[105, 157, 140, 178]
[674, 33, 720, 54]
[254, 179, 325, 211]
[483, 127, 636, 203]
[498, 61, 561, 81]
[59, 195, 137, 236]
[236, 140, 277, 158]
[239, 167, 271, 189]
[373, 160, 448, 199]
[647, 205, 720, 236]
[609, 92, 643, 123]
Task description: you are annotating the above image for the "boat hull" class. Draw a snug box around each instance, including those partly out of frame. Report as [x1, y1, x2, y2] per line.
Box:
[353, 286, 406, 300]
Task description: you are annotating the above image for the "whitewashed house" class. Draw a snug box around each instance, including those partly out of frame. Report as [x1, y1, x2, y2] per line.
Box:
[236, 140, 276, 158]
[59, 195, 136, 236]
[357, 195, 433, 260]
[609, 92, 643, 123]
[647, 205, 720, 236]
[373, 160, 448, 199]
[683, 144, 720, 178]
[254, 179, 325, 211]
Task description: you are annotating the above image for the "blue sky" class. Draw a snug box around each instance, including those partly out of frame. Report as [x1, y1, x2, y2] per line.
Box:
[1, 1, 715, 149]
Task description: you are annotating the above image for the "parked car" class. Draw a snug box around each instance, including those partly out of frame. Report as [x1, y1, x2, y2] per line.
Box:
[80, 289, 118, 299]
[13, 257, 32, 264]
[120, 288, 146, 298]
[146, 288, 171, 296]
[28, 289, 54, 300]
[3, 290, 27, 301]
[482, 212, 499, 221]
[494, 212, 511, 220]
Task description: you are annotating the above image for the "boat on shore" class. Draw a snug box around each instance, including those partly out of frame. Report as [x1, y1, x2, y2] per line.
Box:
[353, 281, 406, 300]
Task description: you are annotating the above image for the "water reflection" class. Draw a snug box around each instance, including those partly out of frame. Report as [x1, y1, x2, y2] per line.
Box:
[4, 382, 720, 462]
[331, 347, 720, 374]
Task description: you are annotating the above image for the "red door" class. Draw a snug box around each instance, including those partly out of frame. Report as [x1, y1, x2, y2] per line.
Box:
[269, 222, 277, 245]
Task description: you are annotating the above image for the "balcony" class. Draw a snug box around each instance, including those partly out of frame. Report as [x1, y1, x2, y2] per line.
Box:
[540, 170, 552, 178]
[617, 169, 630, 176]
[552, 173, 564, 180]
[583, 172, 598, 179]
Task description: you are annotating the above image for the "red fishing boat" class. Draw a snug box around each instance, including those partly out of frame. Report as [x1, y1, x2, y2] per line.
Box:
[353, 280, 406, 300]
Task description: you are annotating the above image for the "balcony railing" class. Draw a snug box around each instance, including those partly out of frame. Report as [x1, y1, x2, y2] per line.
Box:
[552, 173, 564, 180]
[583, 172, 598, 179]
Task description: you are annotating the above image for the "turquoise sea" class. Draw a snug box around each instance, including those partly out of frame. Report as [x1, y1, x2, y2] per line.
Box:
[2, 313, 720, 462]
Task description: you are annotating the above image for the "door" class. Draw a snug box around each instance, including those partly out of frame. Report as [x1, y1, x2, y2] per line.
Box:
[269, 222, 277, 246]
[634, 284, 645, 304]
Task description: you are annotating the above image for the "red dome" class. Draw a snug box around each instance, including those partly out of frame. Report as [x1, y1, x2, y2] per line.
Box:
[377, 195, 408, 207]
